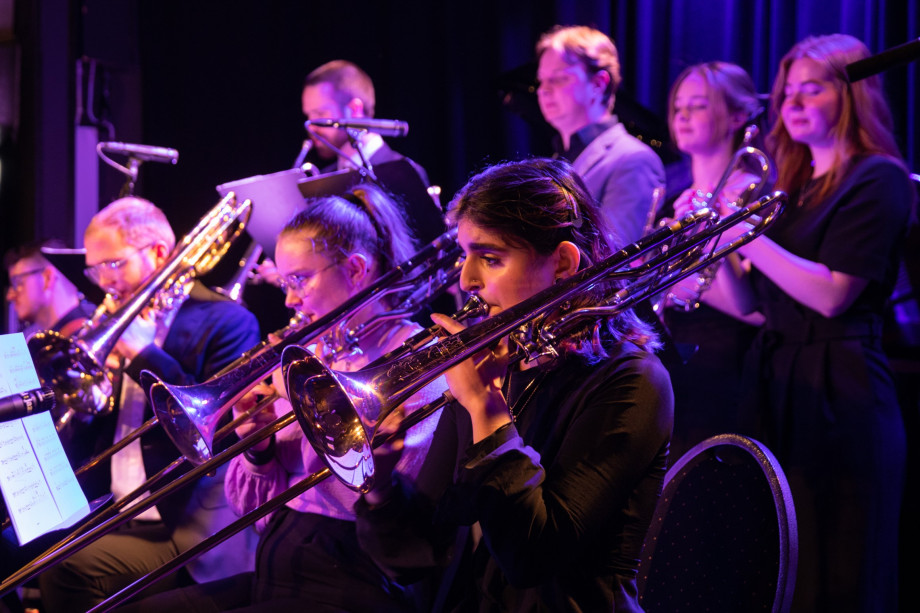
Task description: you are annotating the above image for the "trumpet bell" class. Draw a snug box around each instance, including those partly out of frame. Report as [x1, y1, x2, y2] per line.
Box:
[28, 330, 114, 425]
[282, 345, 377, 493]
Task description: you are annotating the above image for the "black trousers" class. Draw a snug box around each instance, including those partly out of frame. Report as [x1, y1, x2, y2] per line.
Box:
[115, 508, 413, 613]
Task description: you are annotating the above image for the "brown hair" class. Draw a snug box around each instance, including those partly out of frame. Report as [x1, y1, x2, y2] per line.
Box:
[536, 26, 621, 111]
[279, 183, 416, 302]
[303, 60, 376, 117]
[668, 62, 764, 152]
[448, 158, 660, 362]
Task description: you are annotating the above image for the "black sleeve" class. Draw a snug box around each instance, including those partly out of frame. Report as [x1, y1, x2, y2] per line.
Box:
[448, 354, 673, 587]
[818, 157, 913, 283]
[354, 400, 471, 583]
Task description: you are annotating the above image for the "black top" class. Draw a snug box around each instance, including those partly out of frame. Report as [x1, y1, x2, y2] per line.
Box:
[356, 344, 673, 612]
[752, 154, 912, 329]
[742, 154, 912, 611]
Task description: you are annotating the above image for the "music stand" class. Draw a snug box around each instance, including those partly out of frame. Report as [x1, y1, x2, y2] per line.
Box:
[40, 248, 106, 305]
[217, 160, 446, 256]
[216, 168, 313, 256]
[296, 160, 446, 245]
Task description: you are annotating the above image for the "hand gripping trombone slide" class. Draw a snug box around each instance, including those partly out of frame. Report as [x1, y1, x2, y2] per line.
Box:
[62, 189, 786, 613]
[283, 190, 787, 492]
[0, 192, 786, 612]
[0, 228, 464, 599]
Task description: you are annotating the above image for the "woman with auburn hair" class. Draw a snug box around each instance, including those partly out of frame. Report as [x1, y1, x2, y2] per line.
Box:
[710, 34, 913, 612]
[356, 158, 673, 612]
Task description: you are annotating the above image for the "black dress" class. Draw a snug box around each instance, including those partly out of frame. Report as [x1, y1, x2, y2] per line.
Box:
[356, 342, 674, 612]
[743, 155, 911, 612]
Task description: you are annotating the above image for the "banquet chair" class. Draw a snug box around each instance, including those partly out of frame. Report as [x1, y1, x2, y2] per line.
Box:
[637, 433, 798, 613]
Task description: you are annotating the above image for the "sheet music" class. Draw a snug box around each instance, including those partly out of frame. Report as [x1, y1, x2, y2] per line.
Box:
[0, 418, 62, 543]
[0, 332, 90, 544]
[0, 333, 42, 396]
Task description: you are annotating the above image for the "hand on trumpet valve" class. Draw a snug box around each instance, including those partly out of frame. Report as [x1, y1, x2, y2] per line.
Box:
[254, 258, 282, 288]
[430, 312, 511, 441]
[672, 187, 713, 220]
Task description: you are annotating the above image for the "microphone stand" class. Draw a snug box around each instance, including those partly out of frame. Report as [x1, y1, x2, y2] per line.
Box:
[346, 128, 378, 182]
[96, 142, 143, 197]
[119, 156, 141, 197]
[306, 129, 380, 185]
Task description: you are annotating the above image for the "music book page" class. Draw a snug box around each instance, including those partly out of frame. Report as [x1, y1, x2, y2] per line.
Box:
[0, 332, 90, 544]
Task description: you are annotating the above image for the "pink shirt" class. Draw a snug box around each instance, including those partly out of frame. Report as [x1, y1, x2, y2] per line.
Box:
[225, 320, 446, 531]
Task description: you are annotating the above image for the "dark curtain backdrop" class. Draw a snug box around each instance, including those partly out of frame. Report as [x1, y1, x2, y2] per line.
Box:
[122, 0, 918, 240]
[2, 1, 918, 610]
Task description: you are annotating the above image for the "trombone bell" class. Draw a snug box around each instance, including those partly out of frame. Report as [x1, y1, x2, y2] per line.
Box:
[141, 371, 220, 465]
[282, 345, 376, 492]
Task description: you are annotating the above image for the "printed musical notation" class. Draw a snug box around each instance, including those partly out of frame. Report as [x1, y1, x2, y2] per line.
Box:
[0, 332, 90, 544]
[0, 410, 90, 545]
[0, 332, 42, 393]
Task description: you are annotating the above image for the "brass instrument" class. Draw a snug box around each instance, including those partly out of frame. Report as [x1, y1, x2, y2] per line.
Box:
[655, 126, 772, 312]
[67, 191, 788, 613]
[142, 229, 463, 466]
[283, 191, 787, 492]
[27, 193, 252, 429]
[214, 241, 264, 303]
[0, 192, 784, 610]
[0, 229, 465, 598]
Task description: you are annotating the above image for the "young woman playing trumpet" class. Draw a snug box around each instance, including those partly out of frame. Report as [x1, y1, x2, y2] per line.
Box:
[661, 61, 767, 459]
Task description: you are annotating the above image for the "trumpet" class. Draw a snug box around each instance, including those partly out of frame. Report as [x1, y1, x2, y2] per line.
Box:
[214, 241, 264, 303]
[52, 191, 788, 613]
[654, 126, 772, 312]
[27, 192, 252, 429]
[283, 191, 787, 492]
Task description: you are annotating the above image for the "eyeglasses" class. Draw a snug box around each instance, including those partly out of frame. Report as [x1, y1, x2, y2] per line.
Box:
[7, 268, 45, 291]
[278, 261, 340, 294]
[84, 244, 154, 286]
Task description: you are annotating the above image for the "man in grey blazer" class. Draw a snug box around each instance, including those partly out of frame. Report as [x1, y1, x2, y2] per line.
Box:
[536, 26, 665, 247]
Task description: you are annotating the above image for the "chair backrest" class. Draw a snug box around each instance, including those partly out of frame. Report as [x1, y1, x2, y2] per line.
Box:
[636, 433, 798, 613]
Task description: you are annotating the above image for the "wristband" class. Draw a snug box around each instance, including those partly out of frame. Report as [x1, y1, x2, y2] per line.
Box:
[243, 433, 276, 465]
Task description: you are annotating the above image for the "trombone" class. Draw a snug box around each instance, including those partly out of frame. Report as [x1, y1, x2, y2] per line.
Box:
[144, 228, 463, 466]
[69, 312, 307, 480]
[27, 192, 253, 431]
[0, 228, 463, 597]
[283, 191, 787, 492]
[75, 190, 787, 613]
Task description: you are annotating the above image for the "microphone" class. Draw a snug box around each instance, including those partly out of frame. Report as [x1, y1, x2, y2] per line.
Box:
[846, 37, 920, 82]
[99, 142, 179, 164]
[0, 387, 56, 424]
[305, 118, 409, 138]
